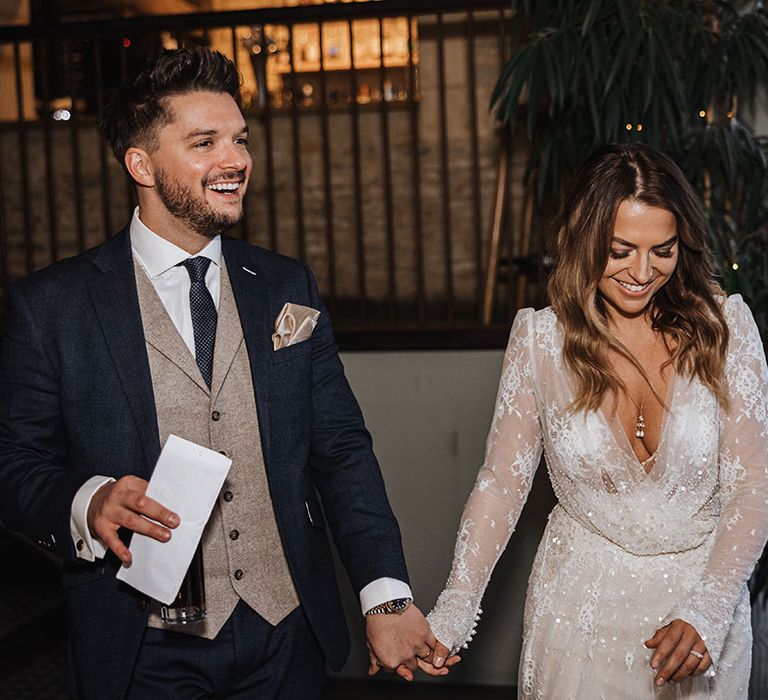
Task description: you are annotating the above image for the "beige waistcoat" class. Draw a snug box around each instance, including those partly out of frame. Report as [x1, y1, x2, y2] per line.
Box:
[133, 257, 299, 639]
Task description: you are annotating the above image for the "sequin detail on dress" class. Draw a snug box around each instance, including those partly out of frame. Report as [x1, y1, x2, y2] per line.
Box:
[427, 295, 768, 699]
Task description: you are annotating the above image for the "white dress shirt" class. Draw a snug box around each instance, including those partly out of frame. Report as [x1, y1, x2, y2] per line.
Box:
[70, 208, 411, 613]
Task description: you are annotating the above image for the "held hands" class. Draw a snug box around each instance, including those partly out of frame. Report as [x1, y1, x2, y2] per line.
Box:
[645, 619, 711, 686]
[413, 639, 460, 677]
[365, 605, 460, 682]
[87, 476, 179, 565]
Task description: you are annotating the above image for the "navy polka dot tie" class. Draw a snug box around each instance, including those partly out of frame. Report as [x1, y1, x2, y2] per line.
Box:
[180, 257, 217, 389]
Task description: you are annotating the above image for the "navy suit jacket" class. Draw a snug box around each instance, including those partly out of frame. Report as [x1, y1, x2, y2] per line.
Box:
[0, 229, 409, 699]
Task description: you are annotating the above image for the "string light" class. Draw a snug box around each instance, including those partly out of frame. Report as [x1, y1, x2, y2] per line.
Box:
[698, 109, 706, 118]
[637, 124, 643, 132]
[732, 262, 739, 271]
[625, 123, 633, 131]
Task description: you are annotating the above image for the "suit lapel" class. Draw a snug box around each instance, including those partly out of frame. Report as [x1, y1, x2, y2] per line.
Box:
[88, 229, 160, 476]
[223, 239, 275, 468]
[133, 260, 209, 395]
[210, 258, 245, 402]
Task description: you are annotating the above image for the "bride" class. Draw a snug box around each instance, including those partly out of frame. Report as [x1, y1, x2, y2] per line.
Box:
[422, 144, 768, 698]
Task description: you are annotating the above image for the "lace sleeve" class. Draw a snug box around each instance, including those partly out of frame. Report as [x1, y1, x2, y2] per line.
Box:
[427, 309, 544, 653]
[667, 295, 768, 670]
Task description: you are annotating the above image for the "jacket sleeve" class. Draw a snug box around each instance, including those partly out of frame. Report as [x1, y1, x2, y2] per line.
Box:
[302, 264, 409, 593]
[0, 281, 91, 561]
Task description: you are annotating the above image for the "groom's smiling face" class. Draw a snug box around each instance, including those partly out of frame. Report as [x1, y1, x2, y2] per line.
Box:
[140, 90, 252, 240]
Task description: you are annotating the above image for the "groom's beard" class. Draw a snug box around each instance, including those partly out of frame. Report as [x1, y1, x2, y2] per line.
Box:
[155, 168, 245, 239]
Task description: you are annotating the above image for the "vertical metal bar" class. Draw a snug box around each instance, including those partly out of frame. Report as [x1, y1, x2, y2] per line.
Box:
[287, 24, 306, 261]
[466, 12, 483, 322]
[436, 13, 455, 323]
[13, 41, 34, 275]
[347, 20, 367, 323]
[407, 17, 425, 325]
[94, 38, 114, 240]
[259, 25, 278, 251]
[504, 141, 515, 321]
[498, 8, 510, 68]
[317, 22, 337, 317]
[119, 39, 135, 217]
[516, 179, 534, 312]
[0, 135, 9, 306]
[67, 41, 87, 254]
[230, 26, 241, 72]
[231, 25, 250, 242]
[378, 18, 396, 324]
[37, 41, 60, 263]
[482, 146, 508, 325]
[498, 9, 515, 320]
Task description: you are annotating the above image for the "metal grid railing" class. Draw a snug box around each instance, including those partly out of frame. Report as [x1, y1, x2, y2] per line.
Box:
[0, 0, 539, 348]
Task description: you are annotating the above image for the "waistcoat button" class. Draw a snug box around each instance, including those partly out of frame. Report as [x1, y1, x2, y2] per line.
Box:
[211, 410, 221, 421]
[223, 490, 234, 502]
[229, 529, 239, 541]
[234, 569, 244, 580]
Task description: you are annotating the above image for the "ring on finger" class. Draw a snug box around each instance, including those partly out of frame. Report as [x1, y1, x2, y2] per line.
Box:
[688, 649, 705, 660]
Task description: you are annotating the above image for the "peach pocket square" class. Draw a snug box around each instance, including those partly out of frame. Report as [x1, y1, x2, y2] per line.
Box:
[272, 302, 321, 351]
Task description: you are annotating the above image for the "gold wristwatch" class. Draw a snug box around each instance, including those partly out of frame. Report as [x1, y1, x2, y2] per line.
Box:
[364, 597, 413, 615]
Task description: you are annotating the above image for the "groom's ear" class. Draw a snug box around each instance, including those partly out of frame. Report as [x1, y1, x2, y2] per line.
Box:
[124, 147, 155, 188]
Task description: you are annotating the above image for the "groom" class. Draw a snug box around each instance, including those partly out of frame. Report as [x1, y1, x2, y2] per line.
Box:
[0, 47, 437, 699]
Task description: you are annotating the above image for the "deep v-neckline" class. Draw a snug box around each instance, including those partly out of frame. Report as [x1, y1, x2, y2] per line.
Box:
[598, 369, 678, 477]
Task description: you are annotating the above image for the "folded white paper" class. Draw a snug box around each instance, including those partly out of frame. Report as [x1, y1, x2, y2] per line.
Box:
[116, 434, 231, 605]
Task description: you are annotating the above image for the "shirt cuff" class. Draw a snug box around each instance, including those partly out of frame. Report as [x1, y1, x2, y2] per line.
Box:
[70, 475, 115, 562]
[359, 577, 413, 616]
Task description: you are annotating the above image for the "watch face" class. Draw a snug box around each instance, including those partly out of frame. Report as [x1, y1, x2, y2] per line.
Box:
[390, 598, 410, 612]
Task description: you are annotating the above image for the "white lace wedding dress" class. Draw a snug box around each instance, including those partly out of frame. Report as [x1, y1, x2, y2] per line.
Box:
[427, 295, 768, 699]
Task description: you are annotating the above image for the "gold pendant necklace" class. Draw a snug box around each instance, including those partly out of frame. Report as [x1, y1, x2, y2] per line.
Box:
[626, 392, 657, 467]
[635, 407, 645, 439]
[625, 391, 647, 440]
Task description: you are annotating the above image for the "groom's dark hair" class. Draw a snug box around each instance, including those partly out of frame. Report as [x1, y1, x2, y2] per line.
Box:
[99, 47, 240, 170]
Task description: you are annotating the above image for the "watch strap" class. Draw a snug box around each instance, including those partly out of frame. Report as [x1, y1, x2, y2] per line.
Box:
[364, 597, 413, 616]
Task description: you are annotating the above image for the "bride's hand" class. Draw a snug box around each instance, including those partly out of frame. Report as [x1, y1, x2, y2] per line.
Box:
[644, 619, 711, 686]
[392, 641, 461, 679]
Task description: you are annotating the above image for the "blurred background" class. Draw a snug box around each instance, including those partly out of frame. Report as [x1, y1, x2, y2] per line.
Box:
[0, 1, 766, 697]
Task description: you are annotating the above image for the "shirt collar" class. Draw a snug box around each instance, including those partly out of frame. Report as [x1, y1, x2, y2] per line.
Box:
[129, 207, 222, 279]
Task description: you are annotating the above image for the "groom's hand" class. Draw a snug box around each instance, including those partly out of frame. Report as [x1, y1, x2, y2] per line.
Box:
[87, 476, 180, 565]
[365, 605, 435, 681]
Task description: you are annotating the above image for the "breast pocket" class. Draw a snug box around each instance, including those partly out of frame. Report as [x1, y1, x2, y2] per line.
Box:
[272, 341, 312, 365]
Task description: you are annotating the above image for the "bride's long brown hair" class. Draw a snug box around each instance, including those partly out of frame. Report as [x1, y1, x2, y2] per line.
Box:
[547, 143, 729, 412]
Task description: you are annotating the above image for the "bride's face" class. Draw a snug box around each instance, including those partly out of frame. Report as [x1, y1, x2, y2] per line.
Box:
[597, 198, 679, 319]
